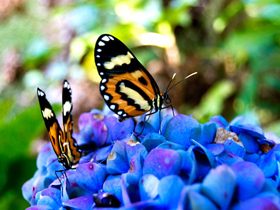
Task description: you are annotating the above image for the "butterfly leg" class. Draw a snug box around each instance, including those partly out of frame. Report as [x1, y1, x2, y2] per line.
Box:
[55, 169, 70, 187]
[161, 104, 175, 116]
[137, 110, 158, 136]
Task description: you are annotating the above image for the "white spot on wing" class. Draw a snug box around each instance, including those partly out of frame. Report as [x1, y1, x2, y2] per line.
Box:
[42, 108, 54, 119]
[63, 82, 68, 88]
[63, 101, 72, 116]
[100, 72, 104, 75]
[101, 36, 110, 41]
[104, 95, 109, 101]
[98, 41, 105, 46]
[96, 55, 100, 58]
[97, 49, 102, 52]
[100, 85, 105, 91]
[110, 105, 115, 110]
[123, 113, 127, 117]
[97, 63, 101, 66]
[38, 90, 44, 96]
[109, 36, 114, 40]
[102, 79, 107, 83]
[118, 111, 123, 115]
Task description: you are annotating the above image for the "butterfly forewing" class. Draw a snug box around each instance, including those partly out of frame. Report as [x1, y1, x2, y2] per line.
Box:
[37, 88, 64, 159]
[95, 34, 160, 120]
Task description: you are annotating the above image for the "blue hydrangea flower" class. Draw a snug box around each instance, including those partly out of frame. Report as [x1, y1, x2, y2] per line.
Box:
[23, 107, 280, 209]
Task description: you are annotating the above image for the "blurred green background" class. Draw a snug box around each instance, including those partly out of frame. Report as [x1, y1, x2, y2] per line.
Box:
[1, 0, 280, 209]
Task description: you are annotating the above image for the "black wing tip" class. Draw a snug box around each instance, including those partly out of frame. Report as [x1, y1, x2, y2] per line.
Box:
[95, 34, 116, 48]
[63, 80, 70, 89]
[98, 34, 115, 40]
[37, 88, 45, 97]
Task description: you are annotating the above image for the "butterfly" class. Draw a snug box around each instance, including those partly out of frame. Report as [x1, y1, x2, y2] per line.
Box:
[37, 80, 82, 177]
[94, 34, 197, 123]
[94, 34, 171, 122]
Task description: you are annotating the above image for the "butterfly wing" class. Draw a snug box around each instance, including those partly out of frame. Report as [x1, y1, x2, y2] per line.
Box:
[37, 88, 64, 160]
[62, 80, 81, 166]
[94, 34, 160, 120]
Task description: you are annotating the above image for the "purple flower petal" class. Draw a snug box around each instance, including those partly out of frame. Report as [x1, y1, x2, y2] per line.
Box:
[229, 116, 249, 127]
[139, 174, 159, 201]
[230, 124, 265, 139]
[209, 115, 228, 129]
[238, 133, 259, 153]
[107, 151, 130, 174]
[37, 195, 60, 209]
[265, 132, 280, 144]
[63, 195, 94, 209]
[188, 191, 218, 210]
[177, 150, 193, 175]
[198, 122, 217, 145]
[185, 149, 198, 184]
[142, 110, 161, 131]
[103, 116, 134, 143]
[141, 133, 166, 152]
[158, 175, 185, 209]
[40, 187, 61, 206]
[257, 150, 277, 178]
[36, 142, 54, 169]
[79, 144, 113, 164]
[103, 175, 123, 204]
[125, 140, 148, 162]
[231, 161, 265, 201]
[165, 114, 201, 147]
[160, 115, 173, 136]
[76, 163, 107, 194]
[201, 164, 236, 209]
[177, 184, 202, 210]
[266, 176, 280, 189]
[57, 170, 88, 199]
[231, 197, 278, 210]
[106, 141, 130, 174]
[243, 153, 259, 163]
[125, 153, 144, 186]
[191, 139, 215, 167]
[22, 172, 38, 204]
[217, 151, 243, 166]
[143, 149, 182, 179]
[135, 121, 157, 137]
[26, 205, 53, 210]
[78, 113, 108, 147]
[156, 141, 187, 150]
[256, 192, 280, 209]
[224, 139, 246, 158]
[204, 143, 224, 155]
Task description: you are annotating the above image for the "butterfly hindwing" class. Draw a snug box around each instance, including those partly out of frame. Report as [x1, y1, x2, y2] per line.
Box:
[61, 80, 81, 166]
[95, 34, 160, 120]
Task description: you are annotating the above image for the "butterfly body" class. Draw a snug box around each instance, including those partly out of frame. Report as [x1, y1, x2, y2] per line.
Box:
[37, 80, 81, 170]
[95, 34, 170, 121]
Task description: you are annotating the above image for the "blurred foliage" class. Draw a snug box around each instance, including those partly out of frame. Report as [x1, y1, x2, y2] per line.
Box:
[1, 0, 280, 208]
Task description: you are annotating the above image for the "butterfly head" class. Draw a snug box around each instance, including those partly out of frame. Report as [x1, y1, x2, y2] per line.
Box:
[58, 154, 71, 169]
[161, 93, 171, 105]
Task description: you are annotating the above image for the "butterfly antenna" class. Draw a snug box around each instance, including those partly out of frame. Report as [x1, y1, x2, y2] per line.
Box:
[166, 72, 197, 93]
[165, 73, 177, 93]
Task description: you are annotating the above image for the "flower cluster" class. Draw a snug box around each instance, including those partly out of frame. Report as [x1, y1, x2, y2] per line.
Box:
[22, 106, 280, 210]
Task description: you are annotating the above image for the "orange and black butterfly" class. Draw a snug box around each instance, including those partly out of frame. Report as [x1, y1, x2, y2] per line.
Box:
[94, 34, 196, 122]
[37, 80, 82, 173]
